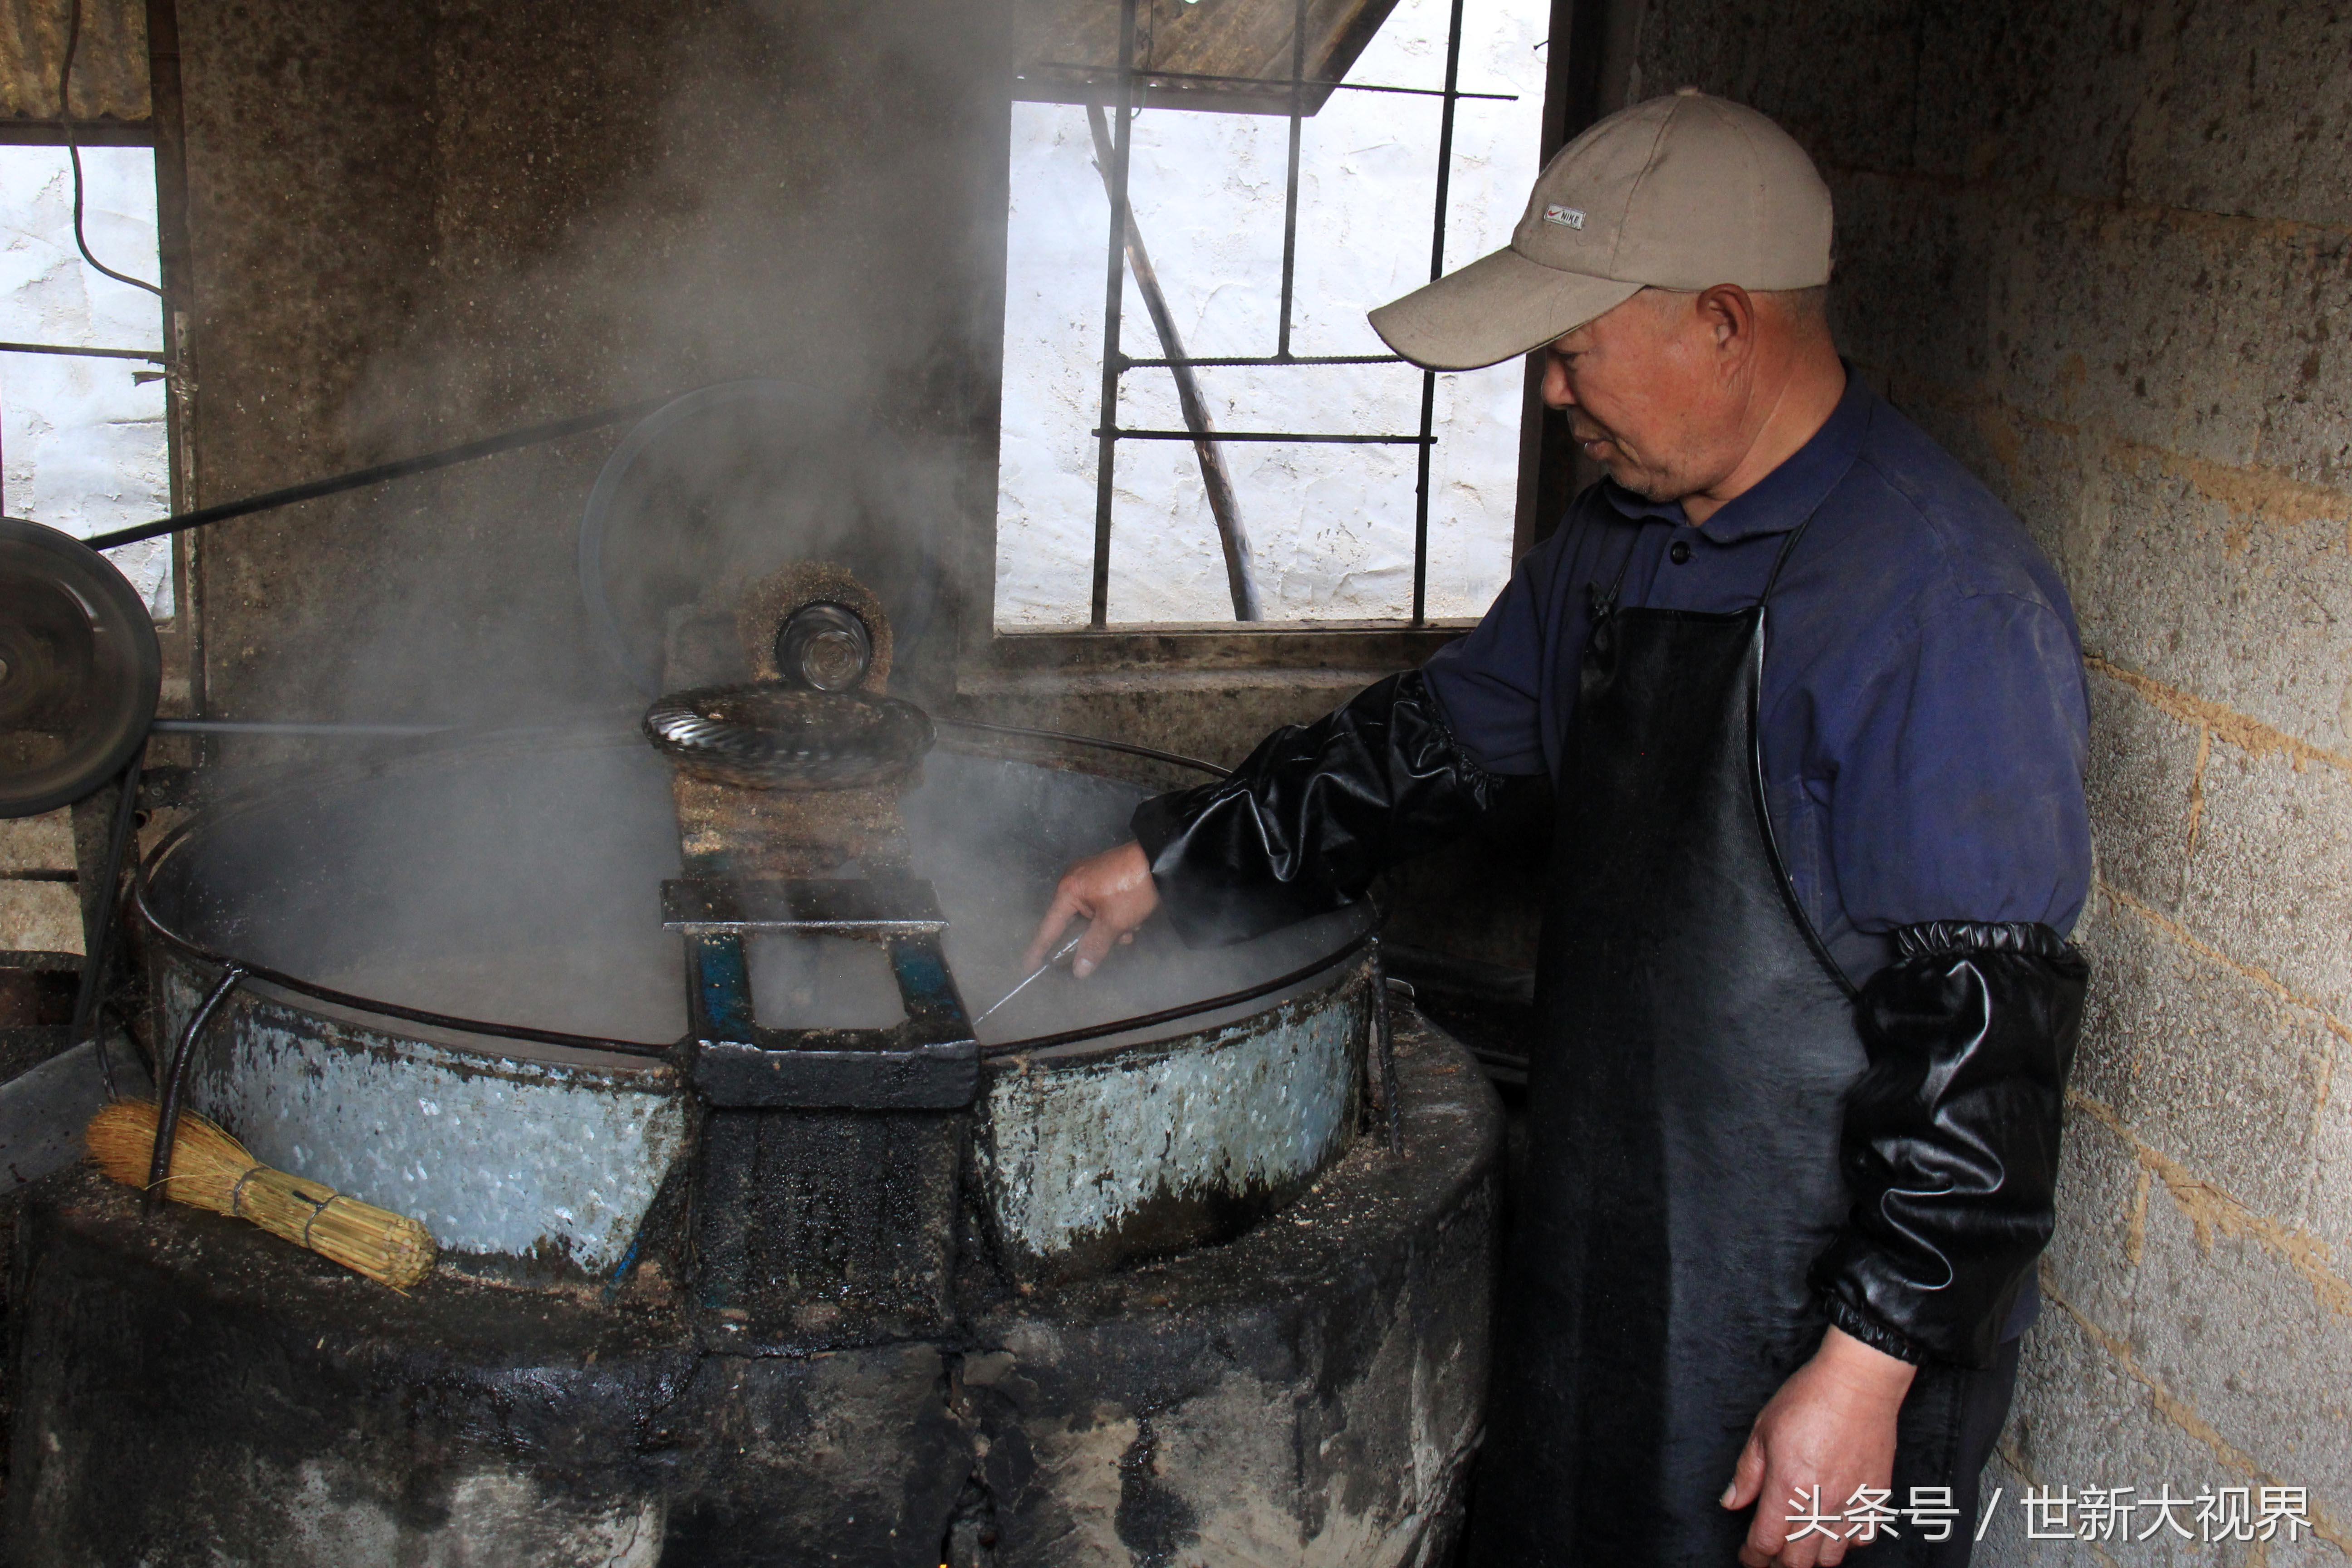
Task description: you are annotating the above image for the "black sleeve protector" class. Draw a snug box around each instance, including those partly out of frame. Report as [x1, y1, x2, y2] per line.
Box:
[1810, 921, 2089, 1369]
[1130, 670, 1505, 947]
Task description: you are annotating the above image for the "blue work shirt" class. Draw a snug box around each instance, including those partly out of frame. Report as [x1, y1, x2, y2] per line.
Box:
[1423, 371, 2092, 987]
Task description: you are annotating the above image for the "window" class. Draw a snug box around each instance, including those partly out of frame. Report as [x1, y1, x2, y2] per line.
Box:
[0, 143, 172, 616]
[997, 0, 1549, 629]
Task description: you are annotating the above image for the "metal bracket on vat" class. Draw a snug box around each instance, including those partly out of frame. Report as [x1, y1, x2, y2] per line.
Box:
[661, 877, 978, 1111]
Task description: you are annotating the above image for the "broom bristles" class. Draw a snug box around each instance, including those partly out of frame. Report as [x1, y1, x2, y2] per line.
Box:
[85, 1100, 437, 1291]
[86, 1098, 250, 1209]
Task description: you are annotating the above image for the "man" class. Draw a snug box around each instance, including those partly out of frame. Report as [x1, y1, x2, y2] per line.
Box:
[1024, 90, 2088, 1568]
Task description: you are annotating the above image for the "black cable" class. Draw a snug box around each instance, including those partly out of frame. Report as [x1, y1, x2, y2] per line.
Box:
[59, 0, 165, 302]
[932, 717, 1228, 779]
[145, 961, 241, 1211]
[83, 394, 673, 551]
[57, 1, 671, 560]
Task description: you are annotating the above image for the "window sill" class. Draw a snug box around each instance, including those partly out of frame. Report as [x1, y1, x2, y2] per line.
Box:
[973, 621, 1475, 677]
[951, 624, 1474, 767]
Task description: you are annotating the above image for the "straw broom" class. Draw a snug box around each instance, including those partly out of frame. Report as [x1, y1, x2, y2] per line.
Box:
[86, 1100, 437, 1290]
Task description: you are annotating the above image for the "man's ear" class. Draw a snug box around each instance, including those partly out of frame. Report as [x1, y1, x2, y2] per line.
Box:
[1695, 284, 1758, 368]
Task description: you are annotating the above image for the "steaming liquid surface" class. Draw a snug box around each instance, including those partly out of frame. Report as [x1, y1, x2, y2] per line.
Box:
[157, 730, 1366, 1053]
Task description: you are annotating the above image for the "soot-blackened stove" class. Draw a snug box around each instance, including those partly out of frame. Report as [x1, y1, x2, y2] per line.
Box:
[651, 568, 982, 1349]
[10, 562, 1504, 1568]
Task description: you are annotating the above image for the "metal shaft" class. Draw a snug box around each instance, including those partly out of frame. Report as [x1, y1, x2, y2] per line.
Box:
[1411, 0, 1468, 628]
[1083, 103, 1262, 622]
[149, 719, 452, 738]
[68, 742, 144, 1100]
[976, 932, 1086, 1024]
[1088, 0, 1140, 628]
[1277, 0, 1307, 360]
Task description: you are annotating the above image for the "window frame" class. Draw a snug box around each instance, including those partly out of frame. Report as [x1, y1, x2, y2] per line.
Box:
[986, 0, 1592, 655]
[0, 0, 193, 676]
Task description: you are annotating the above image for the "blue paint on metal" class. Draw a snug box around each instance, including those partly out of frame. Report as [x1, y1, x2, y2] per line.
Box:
[601, 1222, 648, 1305]
[975, 961, 1372, 1268]
[888, 941, 957, 1009]
[694, 933, 755, 1041]
[160, 972, 691, 1275]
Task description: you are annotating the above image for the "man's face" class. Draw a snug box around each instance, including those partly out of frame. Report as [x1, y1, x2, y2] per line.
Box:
[1539, 290, 1744, 505]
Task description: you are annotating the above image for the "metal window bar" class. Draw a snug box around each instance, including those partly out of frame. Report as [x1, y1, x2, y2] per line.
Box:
[1084, 0, 1490, 630]
[1033, 61, 1517, 103]
[0, 341, 167, 362]
[1121, 353, 1401, 368]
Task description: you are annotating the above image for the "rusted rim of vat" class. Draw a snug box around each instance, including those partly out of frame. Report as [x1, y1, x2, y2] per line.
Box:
[131, 716, 1371, 1067]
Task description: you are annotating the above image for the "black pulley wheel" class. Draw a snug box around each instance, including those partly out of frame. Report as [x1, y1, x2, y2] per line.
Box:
[0, 519, 161, 818]
[644, 683, 933, 790]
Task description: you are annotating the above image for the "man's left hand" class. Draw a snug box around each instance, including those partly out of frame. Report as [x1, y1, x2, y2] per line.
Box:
[1722, 1325, 1919, 1568]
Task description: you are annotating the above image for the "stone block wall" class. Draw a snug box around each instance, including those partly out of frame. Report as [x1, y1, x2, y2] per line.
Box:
[0, 814, 78, 956]
[1625, 0, 2352, 1557]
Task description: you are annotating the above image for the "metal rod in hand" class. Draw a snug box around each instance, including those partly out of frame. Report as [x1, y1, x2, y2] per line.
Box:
[1083, 102, 1263, 622]
[146, 964, 244, 1212]
[68, 742, 144, 1101]
[976, 933, 1087, 1025]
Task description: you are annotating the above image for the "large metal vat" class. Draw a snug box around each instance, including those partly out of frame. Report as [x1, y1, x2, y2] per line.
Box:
[12, 717, 1500, 1567]
[135, 723, 1377, 1284]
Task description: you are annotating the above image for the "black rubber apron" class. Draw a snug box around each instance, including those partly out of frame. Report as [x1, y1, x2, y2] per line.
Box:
[1471, 524, 1867, 1564]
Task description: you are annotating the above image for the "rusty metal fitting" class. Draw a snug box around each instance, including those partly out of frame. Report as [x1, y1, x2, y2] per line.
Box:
[774, 603, 874, 692]
[643, 683, 932, 791]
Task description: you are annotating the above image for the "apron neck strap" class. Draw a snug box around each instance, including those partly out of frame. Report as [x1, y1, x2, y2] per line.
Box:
[1759, 512, 1818, 603]
[1588, 534, 1640, 623]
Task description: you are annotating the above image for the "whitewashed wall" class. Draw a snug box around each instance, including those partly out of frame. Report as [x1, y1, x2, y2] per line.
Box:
[0, 146, 172, 615]
[996, 0, 1550, 627]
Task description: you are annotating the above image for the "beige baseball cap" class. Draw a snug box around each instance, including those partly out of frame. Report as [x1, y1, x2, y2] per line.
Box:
[1368, 88, 1833, 372]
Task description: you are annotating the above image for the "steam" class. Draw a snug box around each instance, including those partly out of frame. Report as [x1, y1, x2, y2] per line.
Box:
[206, 0, 1003, 739]
[159, 740, 1363, 1051]
[176, 3, 1360, 1058]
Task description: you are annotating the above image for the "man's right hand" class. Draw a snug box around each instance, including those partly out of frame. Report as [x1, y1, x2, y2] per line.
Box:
[1023, 840, 1161, 978]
